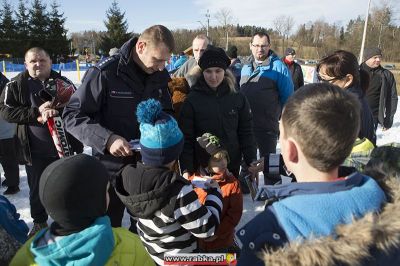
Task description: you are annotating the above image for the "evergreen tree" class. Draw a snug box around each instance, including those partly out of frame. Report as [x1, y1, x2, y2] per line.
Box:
[47, 0, 69, 57]
[100, 0, 131, 54]
[0, 0, 16, 54]
[15, 0, 30, 56]
[29, 0, 48, 48]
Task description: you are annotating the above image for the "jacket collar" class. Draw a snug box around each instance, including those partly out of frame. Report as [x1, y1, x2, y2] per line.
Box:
[263, 172, 365, 201]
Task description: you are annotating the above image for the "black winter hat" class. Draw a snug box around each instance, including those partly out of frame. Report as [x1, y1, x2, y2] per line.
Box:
[197, 133, 222, 156]
[363, 47, 382, 62]
[39, 154, 109, 236]
[285, 47, 296, 56]
[226, 45, 238, 59]
[199, 45, 231, 71]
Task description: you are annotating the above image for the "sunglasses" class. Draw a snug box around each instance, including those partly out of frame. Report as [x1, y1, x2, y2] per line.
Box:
[316, 73, 344, 83]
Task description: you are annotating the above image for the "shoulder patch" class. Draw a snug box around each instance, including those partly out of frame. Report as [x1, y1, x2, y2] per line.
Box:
[95, 56, 118, 70]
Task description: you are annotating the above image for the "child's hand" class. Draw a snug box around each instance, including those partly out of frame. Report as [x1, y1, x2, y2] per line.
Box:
[204, 235, 218, 242]
[249, 158, 264, 174]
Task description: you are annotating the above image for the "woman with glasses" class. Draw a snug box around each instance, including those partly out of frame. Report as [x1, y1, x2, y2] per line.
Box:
[316, 50, 376, 145]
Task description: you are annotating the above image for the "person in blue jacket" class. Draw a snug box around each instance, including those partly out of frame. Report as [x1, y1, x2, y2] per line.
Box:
[238, 83, 387, 266]
[240, 32, 293, 185]
[0, 194, 28, 264]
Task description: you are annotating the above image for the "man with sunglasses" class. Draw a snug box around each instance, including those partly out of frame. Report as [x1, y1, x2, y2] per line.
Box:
[360, 48, 397, 131]
[240, 32, 293, 185]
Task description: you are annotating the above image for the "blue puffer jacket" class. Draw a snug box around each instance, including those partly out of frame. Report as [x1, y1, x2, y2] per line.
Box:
[0, 195, 28, 244]
[236, 172, 387, 266]
[240, 51, 293, 134]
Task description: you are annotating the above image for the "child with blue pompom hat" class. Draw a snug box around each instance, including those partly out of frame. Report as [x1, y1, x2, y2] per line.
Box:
[114, 99, 223, 265]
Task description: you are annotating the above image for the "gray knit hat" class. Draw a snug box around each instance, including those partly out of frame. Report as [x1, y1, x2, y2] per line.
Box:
[197, 133, 222, 156]
[363, 47, 382, 62]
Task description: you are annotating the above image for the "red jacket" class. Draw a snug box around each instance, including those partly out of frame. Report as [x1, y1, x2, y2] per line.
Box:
[190, 172, 243, 251]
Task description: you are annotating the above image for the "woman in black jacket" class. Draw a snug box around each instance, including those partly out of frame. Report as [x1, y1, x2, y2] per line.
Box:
[316, 50, 376, 145]
[179, 46, 257, 178]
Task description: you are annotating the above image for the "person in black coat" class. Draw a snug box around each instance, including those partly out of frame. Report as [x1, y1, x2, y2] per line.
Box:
[282, 48, 304, 91]
[316, 50, 376, 145]
[179, 45, 257, 178]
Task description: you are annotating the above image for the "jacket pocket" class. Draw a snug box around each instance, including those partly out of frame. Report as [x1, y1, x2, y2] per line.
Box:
[108, 90, 135, 117]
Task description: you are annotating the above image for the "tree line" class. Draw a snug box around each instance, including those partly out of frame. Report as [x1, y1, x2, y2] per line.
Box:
[0, 0, 69, 58]
[1, 0, 399, 62]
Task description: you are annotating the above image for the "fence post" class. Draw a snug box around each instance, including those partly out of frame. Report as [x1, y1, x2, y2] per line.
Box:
[76, 59, 80, 82]
[2, 60, 6, 75]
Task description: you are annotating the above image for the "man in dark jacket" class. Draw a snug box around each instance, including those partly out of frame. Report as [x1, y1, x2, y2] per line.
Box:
[226, 45, 242, 86]
[282, 48, 304, 91]
[360, 47, 398, 130]
[63, 25, 175, 229]
[0, 47, 82, 237]
[0, 73, 20, 195]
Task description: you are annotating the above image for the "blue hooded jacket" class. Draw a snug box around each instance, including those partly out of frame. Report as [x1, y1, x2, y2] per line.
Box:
[30, 216, 114, 266]
[237, 172, 387, 266]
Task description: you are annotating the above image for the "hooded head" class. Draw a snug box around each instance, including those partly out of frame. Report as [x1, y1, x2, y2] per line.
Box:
[137, 99, 184, 166]
[39, 154, 109, 236]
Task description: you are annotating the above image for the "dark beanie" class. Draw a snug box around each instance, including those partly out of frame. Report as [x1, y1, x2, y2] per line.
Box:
[226, 45, 238, 59]
[137, 99, 184, 166]
[363, 47, 382, 62]
[199, 45, 231, 71]
[39, 154, 109, 236]
[285, 47, 296, 56]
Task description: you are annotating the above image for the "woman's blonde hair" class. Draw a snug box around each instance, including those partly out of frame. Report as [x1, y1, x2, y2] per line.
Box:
[188, 66, 237, 93]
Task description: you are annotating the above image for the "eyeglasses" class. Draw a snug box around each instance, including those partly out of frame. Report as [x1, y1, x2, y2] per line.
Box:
[251, 43, 269, 49]
[316, 73, 344, 83]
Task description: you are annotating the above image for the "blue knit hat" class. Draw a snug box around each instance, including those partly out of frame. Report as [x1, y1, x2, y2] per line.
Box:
[136, 99, 184, 166]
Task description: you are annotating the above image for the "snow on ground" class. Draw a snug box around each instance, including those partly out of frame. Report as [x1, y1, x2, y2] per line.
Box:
[1, 71, 399, 232]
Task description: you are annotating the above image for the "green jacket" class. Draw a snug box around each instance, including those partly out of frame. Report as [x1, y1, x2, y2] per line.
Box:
[10, 227, 155, 266]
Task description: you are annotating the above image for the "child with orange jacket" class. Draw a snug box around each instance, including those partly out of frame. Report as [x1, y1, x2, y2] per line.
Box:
[190, 133, 243, 253]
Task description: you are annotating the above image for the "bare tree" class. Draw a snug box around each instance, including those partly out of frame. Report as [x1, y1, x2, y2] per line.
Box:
[215, 8, 235, 50]
[273, 15, 294, 55]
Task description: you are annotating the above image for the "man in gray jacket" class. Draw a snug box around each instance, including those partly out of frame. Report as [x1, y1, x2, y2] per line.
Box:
[173, 34, 209, 86]
[0, 73, 19, 195]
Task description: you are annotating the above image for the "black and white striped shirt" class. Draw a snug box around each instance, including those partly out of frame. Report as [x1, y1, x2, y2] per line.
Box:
[136, 183, 223, 265]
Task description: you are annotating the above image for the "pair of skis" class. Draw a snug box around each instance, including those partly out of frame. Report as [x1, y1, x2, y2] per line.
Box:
[40, 77, 76, 158]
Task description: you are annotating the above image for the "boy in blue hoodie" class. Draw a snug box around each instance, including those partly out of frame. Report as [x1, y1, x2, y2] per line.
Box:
[237, 83, 387, 266]
[11, 154, 154, 266]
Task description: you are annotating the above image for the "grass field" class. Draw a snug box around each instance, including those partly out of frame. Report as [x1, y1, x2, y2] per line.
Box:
[393, 72, 400, 94]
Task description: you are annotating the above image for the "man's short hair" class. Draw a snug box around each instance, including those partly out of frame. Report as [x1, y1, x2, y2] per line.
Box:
[251, 32, 271, 44]
[139, 25, 175, 52]
[281, 83, 360, 172]
[193, 34, 209, 44]
[24, 47, 50, 59]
